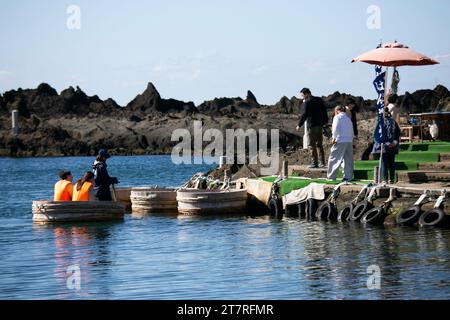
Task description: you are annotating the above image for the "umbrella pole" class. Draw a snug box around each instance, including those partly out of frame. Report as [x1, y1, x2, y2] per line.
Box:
[378, 67, 388, 183]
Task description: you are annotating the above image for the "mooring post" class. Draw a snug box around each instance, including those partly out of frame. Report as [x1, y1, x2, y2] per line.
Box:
[389, 187, 396, 199]
[303, 120, 309, 150]
[11, 110, 19, 135]
[373, 166, 379, 184]
[282, 161, 289, 179]
[219, 156, 227, 169]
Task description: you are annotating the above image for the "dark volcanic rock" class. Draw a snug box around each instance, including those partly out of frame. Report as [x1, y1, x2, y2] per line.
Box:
[398, 85, 450, 113]
[126, 82, 161, 112]
[323, 91, 369, 112]
[36, 83, 58, 96]
[1, 83, 123, 118]
[198, 90, 261, 115]
[126, 82, 197, 114]
[274, 96, 302, 113]
[245, 90, 259, 106]
[1, 81, 449, 157]
[198, 97, 242, 114]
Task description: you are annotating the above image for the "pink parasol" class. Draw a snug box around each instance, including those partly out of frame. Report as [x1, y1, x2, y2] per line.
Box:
[352, 41, 439, 183]
[352, 42, 439, 67]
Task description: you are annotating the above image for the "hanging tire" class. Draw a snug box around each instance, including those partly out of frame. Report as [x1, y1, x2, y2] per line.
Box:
[361, 207, 386, 225]
[269, 198, 283, 219]
[316, 201, 338, 221]
[305, 199, 318, 221]
[285, 204, 299, 218]
[396, 206, 422, 226]
[350, 201, 373, 222]
[419, 209, 449, 228]
[298, 202, 306, 219]
[338, 203, 354, 222]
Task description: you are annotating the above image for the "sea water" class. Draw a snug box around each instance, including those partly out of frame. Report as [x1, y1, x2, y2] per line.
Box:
[0, 156, 449, 299]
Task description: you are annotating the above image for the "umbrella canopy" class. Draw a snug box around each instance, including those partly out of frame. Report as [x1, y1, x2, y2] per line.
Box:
[352, 42, 439, 67]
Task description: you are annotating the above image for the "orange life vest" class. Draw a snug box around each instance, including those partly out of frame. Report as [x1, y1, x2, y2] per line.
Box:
[54, 180, 73, 201]
[72, 182, 93, 202]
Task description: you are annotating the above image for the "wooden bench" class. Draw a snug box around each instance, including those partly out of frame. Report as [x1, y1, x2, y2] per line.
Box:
[400, 125, 414, 143]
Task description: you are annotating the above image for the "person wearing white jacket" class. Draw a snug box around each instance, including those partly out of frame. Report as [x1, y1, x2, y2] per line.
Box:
[327, 105, 354, 181]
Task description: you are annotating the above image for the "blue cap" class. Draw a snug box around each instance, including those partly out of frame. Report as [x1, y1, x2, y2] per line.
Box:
[98, 149, 111, 159]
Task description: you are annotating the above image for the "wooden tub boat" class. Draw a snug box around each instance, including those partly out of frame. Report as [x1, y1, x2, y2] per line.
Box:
[130, 187, 178, 215]
[177, 189, 248, 215]
[32, 200, 126, 223]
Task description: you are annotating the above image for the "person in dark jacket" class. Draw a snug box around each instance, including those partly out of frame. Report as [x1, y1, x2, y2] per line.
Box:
[92, 149, 119, 201]
[373, 109, 401, 184]
[345, 98, 358, 138]
[296, 88, 329, 168]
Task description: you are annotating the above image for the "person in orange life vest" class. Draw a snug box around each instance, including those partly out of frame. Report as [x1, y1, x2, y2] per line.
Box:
[54, 170, 73, 201]
[72, 171, 96, 201]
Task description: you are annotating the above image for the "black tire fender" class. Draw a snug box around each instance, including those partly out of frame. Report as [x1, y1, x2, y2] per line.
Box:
[338, 203, 354, 222]
[306, 199, 318, 221]
[350, 200, 373, 222]
[316, 201, 338, 221]
[285, 204, 299, 218]
[362, 207, 386, 225]
[396, 206, 422, 226]
[419, 208, 449, 227]
[269, 198, 283, 219]
[298, 202, 306, 219]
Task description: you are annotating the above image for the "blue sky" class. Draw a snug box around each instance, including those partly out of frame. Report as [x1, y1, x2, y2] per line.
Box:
[1, 0, 449, 106]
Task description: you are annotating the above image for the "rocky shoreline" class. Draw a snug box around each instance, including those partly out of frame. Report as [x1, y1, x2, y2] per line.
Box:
[1, 82, 449, 161]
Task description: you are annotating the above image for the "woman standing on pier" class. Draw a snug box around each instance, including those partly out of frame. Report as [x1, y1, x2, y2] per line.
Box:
[379, 109, 401, 184]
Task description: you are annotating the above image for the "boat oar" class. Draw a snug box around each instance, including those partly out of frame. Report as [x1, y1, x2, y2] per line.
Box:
[111, 184, 117, 202]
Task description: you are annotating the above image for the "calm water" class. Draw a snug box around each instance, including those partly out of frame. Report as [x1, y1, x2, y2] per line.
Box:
[0, 156, 449, 300]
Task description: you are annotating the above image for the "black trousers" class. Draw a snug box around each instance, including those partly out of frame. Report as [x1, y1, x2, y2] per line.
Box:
[97, 192, 112, 201]
[381, 152, 396, 182]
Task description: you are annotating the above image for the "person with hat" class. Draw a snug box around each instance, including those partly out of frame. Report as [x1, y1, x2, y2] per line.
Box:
[54, 170, 73, 201]
[92, 149, 119, 201]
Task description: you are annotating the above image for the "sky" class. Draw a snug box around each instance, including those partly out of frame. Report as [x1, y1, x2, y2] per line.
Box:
[0, 0, 449, 106]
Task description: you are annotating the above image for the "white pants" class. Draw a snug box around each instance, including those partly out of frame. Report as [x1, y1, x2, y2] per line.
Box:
[327, 142, 354, 180]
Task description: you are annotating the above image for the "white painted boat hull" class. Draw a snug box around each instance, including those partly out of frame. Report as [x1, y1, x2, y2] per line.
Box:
[32, 200, 126, 223]
[130, 188, 178, 214]
[177, 189, 248, 215]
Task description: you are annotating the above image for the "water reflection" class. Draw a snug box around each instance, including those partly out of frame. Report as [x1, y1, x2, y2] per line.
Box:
[33, 223, 117, 299]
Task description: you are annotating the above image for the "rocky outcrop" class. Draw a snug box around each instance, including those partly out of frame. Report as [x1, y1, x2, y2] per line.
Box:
[323, 91, 370, 112]
[245, 90, 259, 106]
[0, 82, 448, 157]
[274, 96, 303, 114]
[197, 89, 261, 115]
[1, 83, 123, 119]
[126, 82, 197, 114]
[399, 85, 450, 113]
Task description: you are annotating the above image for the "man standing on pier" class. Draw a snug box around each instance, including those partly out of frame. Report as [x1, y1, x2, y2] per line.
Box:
[296, 88, 329, 168]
